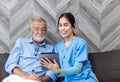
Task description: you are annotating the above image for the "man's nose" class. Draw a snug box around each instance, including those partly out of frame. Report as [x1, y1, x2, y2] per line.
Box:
[37, 29, 45, 34]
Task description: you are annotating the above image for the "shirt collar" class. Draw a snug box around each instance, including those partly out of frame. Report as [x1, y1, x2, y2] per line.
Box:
[28, 37, 46, 47]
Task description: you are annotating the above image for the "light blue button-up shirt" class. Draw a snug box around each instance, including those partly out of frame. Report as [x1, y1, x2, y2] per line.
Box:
[5, 38, 56, 81]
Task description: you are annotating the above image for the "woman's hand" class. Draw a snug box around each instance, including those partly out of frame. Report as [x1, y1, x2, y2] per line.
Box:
[41, 57, 61, 74]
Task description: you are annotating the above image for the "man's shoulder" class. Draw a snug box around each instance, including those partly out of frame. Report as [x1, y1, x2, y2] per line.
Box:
[15, 37, 30, 44]
[16, 37, 27, 41]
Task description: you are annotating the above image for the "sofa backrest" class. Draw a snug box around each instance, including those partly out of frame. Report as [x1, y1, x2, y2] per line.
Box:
[0, 53, 9, 81]
[89, 50, 120, 82]
[1, 50, 120, 82]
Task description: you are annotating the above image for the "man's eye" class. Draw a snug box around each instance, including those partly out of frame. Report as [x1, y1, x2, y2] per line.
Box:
[34, 28, 39, 31]
[41, 29, 45, 31]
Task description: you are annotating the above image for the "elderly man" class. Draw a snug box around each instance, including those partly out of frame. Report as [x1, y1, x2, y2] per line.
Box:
[2, 17, 56, 82]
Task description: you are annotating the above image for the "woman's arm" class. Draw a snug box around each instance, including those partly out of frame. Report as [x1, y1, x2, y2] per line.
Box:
[41, 58, 83, 76]
[57, 62, 83, 76]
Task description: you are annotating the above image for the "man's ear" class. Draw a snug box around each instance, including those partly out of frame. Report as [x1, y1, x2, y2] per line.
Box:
[29, 28, 32, 34]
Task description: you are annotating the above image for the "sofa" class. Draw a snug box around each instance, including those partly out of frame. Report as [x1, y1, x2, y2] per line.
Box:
[0, 53, 9, 81]
[89, 50, 120, 82]
[0, 53, 61, 82]
[1, 50, 120, 82]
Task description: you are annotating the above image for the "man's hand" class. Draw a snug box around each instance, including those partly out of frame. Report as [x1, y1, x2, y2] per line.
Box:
[12, 67, 51, 82]
[12, 67, 42, 81]
[24, 73, 41, 81]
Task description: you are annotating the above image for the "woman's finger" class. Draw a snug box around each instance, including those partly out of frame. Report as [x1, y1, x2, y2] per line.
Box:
[44, 57, 53, 63]
[41, 58, 49, 64]
[53, 59, 59, 65]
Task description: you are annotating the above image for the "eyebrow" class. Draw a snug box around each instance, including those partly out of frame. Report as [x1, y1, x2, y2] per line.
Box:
[64, 23, 69, 24]
[59, 22, 69, 24]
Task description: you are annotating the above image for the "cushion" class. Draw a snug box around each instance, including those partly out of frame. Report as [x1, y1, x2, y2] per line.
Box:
[89, 50, 120, 82]
[0, 53, 9, 81]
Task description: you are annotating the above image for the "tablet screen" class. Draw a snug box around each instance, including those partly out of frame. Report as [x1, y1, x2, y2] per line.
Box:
[40, 52, 60, 70]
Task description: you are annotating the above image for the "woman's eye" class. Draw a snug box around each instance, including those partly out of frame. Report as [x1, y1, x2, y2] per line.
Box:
[59, 23, 69, 27]
[59, 24, 62, 27]
[64, 23, 68, 26]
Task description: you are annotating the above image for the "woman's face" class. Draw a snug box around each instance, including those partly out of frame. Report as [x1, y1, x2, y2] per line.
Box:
[58, 17, 73, 38]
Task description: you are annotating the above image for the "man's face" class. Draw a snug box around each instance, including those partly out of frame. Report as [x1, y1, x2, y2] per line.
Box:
[30, 21, 46, 42]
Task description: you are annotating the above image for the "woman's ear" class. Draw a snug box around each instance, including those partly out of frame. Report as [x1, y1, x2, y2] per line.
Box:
[73, 23, 75, 28]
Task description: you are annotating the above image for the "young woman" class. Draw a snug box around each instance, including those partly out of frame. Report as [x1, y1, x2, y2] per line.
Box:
[41, 12, 98, 82]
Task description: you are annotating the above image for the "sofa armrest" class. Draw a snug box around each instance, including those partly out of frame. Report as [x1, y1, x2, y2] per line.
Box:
[89, 50, 120, 82]
[0, 53, 9, 81]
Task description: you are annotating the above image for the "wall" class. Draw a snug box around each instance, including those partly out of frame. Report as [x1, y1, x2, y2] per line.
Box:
[0, 0, 120, 53]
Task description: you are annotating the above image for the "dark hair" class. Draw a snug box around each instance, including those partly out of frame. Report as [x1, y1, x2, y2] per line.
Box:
[57, 12, 76, 35]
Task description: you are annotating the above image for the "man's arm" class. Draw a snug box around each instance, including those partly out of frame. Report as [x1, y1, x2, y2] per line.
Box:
[12, 67, 41, 81]
[13, 67, 51, 82]
[12, 67, 28, 79]
[41, 75, 51, 82]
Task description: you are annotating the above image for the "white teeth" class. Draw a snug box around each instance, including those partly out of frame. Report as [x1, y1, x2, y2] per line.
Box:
[36, 34, 44, 37]
[33, 34, 45, 42]
[36, 34, 40, 36]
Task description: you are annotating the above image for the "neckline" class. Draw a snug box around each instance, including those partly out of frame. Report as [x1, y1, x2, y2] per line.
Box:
[64, 36, 76, 49]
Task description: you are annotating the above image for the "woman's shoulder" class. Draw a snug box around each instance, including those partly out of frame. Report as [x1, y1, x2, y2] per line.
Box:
[75, 36, 87, 44]
[55, 40, 64, 46]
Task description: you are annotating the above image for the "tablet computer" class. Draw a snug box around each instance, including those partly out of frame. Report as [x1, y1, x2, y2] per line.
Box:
[40, 52, 60, 70]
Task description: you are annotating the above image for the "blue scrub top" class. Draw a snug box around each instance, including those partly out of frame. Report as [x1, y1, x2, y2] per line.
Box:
[54, 37, 98, 82]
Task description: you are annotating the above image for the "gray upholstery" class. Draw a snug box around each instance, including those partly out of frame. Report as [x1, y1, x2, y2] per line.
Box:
[1, 50, 120, 82]
[0, 53, 9, 81]
[0, 53, 61, 82]
[89, 50, 120, 82]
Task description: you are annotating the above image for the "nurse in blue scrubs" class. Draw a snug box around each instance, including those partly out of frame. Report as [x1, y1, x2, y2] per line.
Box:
[41, 12, 98, 82]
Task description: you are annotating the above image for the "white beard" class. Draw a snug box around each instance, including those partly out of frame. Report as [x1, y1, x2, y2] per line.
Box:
[32, 34, 45, 42]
